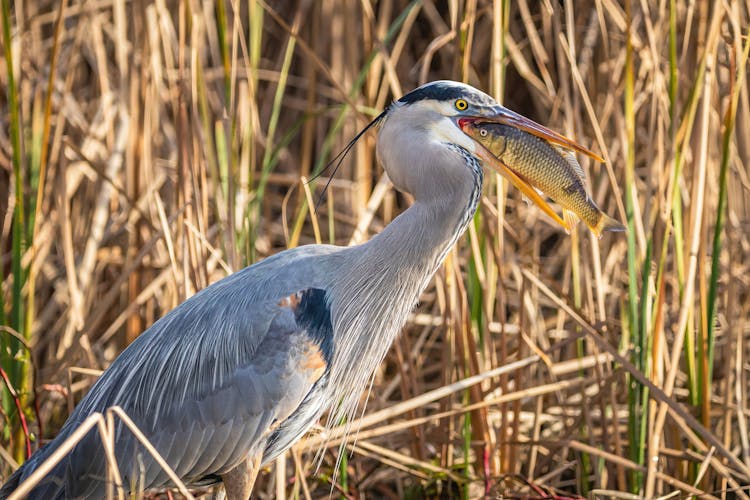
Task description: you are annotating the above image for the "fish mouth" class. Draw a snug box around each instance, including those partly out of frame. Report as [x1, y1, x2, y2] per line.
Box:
[457, 111, 602, 232]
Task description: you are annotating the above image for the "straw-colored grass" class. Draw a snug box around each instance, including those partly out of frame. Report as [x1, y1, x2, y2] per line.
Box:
[1, 0, 749, 497]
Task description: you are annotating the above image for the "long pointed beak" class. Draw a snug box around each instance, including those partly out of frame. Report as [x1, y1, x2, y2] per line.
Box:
[480, 106, 604, 162]
[494, 106, 604, 163]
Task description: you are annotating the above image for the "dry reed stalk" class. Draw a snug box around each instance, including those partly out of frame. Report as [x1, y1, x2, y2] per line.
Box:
[2, 1, 750, 497]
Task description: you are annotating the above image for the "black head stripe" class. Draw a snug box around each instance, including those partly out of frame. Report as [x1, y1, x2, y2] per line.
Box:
[398, 81, 495, 106]
[398, 82, 467, 104]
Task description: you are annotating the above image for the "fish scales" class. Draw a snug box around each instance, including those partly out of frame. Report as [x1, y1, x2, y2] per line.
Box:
[486, 124, 600, 226]
[464, 122, 624, 237]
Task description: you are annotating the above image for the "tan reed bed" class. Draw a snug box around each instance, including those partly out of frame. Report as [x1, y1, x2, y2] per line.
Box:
[1, 0, 749, 497]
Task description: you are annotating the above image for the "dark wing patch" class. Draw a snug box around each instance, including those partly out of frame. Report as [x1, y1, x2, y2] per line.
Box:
[276, 288, 332, 380]
[261, 289, 335, 464]
[290, 288, 333, 366]
[266, 288, 332, 424]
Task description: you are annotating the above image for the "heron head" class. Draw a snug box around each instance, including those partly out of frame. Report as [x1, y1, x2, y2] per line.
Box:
[377, 80, 498, 165]
[376, 80, 601, 199]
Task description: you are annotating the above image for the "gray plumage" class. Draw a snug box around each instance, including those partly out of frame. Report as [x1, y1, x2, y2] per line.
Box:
[1, 81, 522, 499]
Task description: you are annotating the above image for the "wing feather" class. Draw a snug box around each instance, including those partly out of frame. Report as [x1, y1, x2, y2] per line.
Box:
[174, 420, 204, 477]
[22, 286, 333, 499]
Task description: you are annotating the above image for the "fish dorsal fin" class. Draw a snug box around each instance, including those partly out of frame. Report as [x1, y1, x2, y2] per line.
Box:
[555, 146, 586, 180]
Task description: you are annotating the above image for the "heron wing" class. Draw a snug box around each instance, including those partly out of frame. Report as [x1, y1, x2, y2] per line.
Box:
[45, 286, 332, 498]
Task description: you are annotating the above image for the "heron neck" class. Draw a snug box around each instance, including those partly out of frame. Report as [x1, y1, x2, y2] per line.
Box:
[323, 166, 482, 431]
[345, 164, 484, 332]
[365, 196, 476, 277]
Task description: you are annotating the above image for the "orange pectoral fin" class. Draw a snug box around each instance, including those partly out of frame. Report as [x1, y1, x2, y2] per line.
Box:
[475, 147, 568, 230]
[562, 209, 579, 234]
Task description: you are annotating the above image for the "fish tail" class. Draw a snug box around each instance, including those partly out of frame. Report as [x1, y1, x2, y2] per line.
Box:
[591, 213, 626, 239]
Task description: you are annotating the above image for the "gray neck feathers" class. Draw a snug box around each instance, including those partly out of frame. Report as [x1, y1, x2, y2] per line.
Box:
[324, 156, 482, 431]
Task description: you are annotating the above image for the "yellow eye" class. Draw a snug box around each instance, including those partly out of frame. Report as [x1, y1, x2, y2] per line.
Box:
[455, 99, 468, 111]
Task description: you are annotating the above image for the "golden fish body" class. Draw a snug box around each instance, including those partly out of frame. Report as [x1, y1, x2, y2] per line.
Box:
[464, 122, 624, 237]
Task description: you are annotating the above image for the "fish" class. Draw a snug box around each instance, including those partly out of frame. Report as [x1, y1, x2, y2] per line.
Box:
[461, 120, 625, 238]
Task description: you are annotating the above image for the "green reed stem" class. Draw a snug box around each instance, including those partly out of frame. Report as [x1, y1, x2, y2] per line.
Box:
[1, 0, 30, 462]
[706, 31, 750, 396]
[623, 1, 643, 490]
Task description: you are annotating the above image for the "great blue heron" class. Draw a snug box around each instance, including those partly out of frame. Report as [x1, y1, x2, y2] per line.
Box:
[0, 80, 602, 499]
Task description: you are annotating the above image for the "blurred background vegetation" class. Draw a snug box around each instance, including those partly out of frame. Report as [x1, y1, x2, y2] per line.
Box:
[1, 0, 749, 497]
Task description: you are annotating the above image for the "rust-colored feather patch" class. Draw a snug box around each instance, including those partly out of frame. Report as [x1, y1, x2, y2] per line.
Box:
[300, 341, 327, 383]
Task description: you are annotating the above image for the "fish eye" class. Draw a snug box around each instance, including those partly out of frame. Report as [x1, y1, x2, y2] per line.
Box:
[479, 129, 487, 137]
[454, 99, 468, 111]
